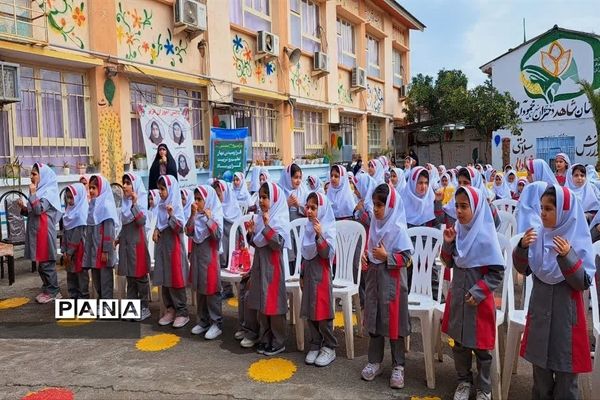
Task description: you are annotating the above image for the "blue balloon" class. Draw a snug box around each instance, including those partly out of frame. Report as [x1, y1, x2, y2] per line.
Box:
[494, 135, 501, 147]
[222, 170, 234, 183]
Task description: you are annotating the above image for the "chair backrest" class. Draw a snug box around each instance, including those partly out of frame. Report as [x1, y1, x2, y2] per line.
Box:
[333, 220, 366, 286]
[286, 218, 307, 281]
[497, 210, 516, 237]
[508, 233, 533, 314]
[240, 203, 249, 215]
[497, 233, 513, 317]
[407, 226, 443, 298]
[493, 198, 518, 215]
[249, 192, 258, 207]
[590, 241, 600, 329]
[226, 213, 252, 269]
[0, 190, 28, 244]
[146, 214, 157, 265]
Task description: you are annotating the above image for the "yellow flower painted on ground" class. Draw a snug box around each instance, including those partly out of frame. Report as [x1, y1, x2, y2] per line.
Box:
[247, 358, 297, 383]
[227, 297, 239, 308]
[151, 286, 159, 296]
[0, 297, 29, 310]
[333, 311, 357, 328]
[136, 333, 180, 352]
[57, 318, 94, 327]
[448, 338, 455, 348]
[22, 387, 74, 400]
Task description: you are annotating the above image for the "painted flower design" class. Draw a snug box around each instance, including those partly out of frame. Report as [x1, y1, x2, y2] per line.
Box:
[233, 35, 243, 51]
[131, 9, 142, 29]
[141, 41, 149, 53]
[255, 63, 264, 80]
[243, 48, 252, 61]
[541, 41, 572, 77]
[150, 47, 158, 62]
[126, 33, 135, 45]
[266, 62, 274, 75]
[116, 25, 125, 43]
[165, 39, 175, 55]
[72, 6, 85, 27]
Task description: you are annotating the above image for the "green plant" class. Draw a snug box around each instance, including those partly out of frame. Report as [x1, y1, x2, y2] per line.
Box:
[579, 80, 600, 170]
[2, 157, 23, 185]
[62, 161, 70, 168]
[132, 153, 146, 159]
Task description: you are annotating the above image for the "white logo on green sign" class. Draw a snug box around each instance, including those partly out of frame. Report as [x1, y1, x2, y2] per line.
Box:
[520, 31, 600, 104]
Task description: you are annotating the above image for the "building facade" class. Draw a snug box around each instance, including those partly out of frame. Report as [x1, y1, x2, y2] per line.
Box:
[481, 26, 600, 170]
[0, 0, 423, 184]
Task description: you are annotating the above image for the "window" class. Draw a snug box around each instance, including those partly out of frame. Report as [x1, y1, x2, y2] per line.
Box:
[393, 50, 403, 87]
[0, 65, 91, 166]
[232, 99, 277, 159]
[536, 136, 575, 170]
[0, 0, 38, 40]
[340, 115, 357, 150]
[293, 108, 323, 156]
[366, 35, 380, 78]
[367, 118, 382, 153]
[337, 18, 355, 67]
[129, 82, 205, 157]
[290, 0, 320, 53]
[230, 0, 271, 32]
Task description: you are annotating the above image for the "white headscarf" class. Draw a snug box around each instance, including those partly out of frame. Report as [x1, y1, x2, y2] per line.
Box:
[515, 181, 548, 234]
[250, 166, 261, 193]
[63, 183, 88, 230]
[454, 186, 505, 268]
[253, 182, 292, 249]
[259, 168, 271, 184]
[181, 188, 193, 221]
[566, 163, 600, 213]
[192, 185, 224, 249]
[492, 173, 512, 200]
[354, 173, 376, 215]
[121, 172, 149, 225]
[326, 165, 356, 219]
[526, 158, 559, 185]
[232, 171, 251, 205]
[555, 153, 571, 169]
[391, 167, 406, 194]
[146, 189, 160, 234]
[368, 183, 413, 263]
[529, 185, 595, 284]
[301, 192, 336, 261]
[87, 175, 118, 226]
[506, 170, 518, 193]
[448, 169, 459, 187]
[307, 175, 325, 194]
[156, 175, 185, 231]
[214, 179, 242, 223]
[33, 163, 62, 214]
[402, 166, 435, 226]
[368, 159, 385, 184]
[278, 163, 308, 211]
[426, 163, 441, 190]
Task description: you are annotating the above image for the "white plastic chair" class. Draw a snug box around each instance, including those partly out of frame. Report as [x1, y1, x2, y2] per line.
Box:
[221, 214, 253, 290]
[501, 233, 534, 400]
[497, 209, 516, 237]
[493, 198, 518, 215]
[284, 218, 307, 352]
[333, 220, 366, 359]
[407, 226, 444, 389]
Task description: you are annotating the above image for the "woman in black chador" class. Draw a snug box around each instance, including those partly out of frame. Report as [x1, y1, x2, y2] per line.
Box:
[149, 143, 177, 190]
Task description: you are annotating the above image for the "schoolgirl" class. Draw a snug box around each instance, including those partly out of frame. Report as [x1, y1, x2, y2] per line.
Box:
[402, 166, 443, 228]
[554, 153, 571, 186]
[307, 175, 325, 194]
[526, 159, 559, 185]
[492, 172, 512, 200]
[566, 163, 600, 222]
[514, 185, 594, 399]
[441, 186, 505, 400]
[61, 183, 89, 299]
[326, 165, 357, 220]
[232, 172, 251, 208]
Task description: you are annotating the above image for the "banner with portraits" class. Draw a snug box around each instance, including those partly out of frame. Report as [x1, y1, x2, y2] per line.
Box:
[137, 104, 197, 189]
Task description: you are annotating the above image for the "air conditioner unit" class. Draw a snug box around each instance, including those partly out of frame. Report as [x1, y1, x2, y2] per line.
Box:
[351, 67, 366, 90]
[313, 52, 329, 72]
[398, 85, 407, 99]
[174, 0, 207, 32]
[256, 31, 279, 60]
[0, 62, 20, 105]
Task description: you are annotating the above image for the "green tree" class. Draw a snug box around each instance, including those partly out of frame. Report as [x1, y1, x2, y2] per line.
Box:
[579, 80, 600, 170]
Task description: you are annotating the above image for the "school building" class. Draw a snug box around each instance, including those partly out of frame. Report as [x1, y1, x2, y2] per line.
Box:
[0, 0, 424, 186]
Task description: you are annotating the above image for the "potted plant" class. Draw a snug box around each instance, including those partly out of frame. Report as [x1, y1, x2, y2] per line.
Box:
[87, 159, 100, 174]
[62, 161, 70, 175]
[76, 162, 87, 175]
[122, 152, 130, 172]
[132, 153, 148, 170]
[2, 157, 22, 179]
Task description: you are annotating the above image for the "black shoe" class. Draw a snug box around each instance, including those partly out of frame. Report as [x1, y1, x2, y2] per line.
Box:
[256, 343, 267, 354]
[263, 345, 285, 356]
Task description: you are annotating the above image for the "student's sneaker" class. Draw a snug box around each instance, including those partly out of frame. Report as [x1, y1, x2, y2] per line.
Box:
[476, 390, 491, 400]
[35, 292, 47, 303]
[204, 324, 222, 340]
[139, 308, 151, 321]
[256, 343, 267, 354]
[453, 382, 472, 400]
[389, 366, 405, 389]
[304, 350, 320, 365]
[263, 345, 285, 356]
[172, 315, 190, 328]
[158, 309, 176, 326]
[37, 292, 62, 304]
[361, 363, 383, 381]
[315, 347, 336, 367]
[191, 324, 209, 335]
[241, 337, 257, 348]
[234, 330, 246, 340]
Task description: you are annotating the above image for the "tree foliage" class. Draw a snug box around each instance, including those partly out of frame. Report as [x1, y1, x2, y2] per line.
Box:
[579, 80, 600, 170]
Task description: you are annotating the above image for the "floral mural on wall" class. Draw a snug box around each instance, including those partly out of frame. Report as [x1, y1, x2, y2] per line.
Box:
[232, 34, 276, 85]
[115, 2, 188, 67]
[337, 73, 353, 105]
[37, 0, 87, 49]
[290, 62, 319, 97]
[367, 83, 384, 112]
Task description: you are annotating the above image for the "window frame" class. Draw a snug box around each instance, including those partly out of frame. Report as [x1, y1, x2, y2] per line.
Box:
[290, 0, 321, 53]
[340, 115, 358, 151]
[337, 17, 356, 68]
[293, 108, 324, 156]
[367, 118, 382, 153]
[230, 0, 272, 32]
[392, 49, 404, 87]
[366, 35, 380, 78]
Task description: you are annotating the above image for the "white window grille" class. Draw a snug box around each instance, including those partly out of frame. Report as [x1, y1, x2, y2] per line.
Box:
[366, 35, 380, 78]
[293, 108, 324, 156]
[393, 49, 403, 87]
[290, 0, 320, 53]
[232, 99, 277, 159]
[340, 115, 357, 150]
[337, 17, 355, 68]
[367, 118, 382, 153]
[230, 0, 271, 32]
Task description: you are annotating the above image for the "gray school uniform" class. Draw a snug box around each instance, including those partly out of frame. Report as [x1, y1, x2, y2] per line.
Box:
[61, 226, 89, 299]
[24, 194, 59, 262]
[300, 236, 337, 350]
[84, 220, 117, 269]
[512, 244, 592, 375]
[117, 205, 151, 278]
[153, 216, 189, 289]
[220, 219, 233, 269]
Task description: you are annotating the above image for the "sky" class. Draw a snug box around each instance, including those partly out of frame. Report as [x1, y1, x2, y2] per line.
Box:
[401, 0, 600, 87]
